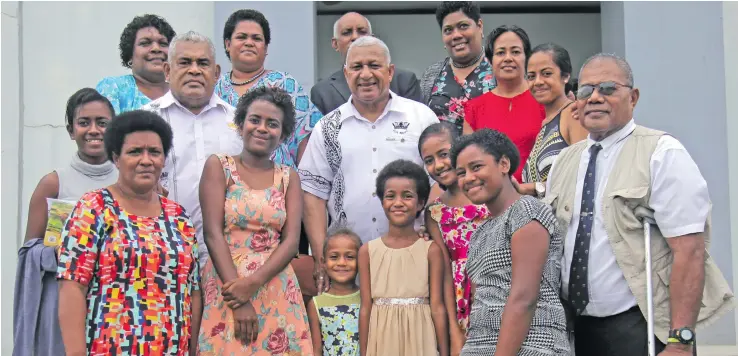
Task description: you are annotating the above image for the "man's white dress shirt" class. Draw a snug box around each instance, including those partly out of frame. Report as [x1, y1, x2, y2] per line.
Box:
[143, 91, 243, 265]
[547, 119, 710, 317]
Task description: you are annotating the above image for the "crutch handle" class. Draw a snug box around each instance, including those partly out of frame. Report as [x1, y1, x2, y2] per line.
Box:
[634, 206, 656, 225]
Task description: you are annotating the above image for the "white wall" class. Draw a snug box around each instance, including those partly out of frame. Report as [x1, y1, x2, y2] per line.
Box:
[1, 1, 23, 353]
[1, 2, 214, 352]
[725, 1, 738, 353]
[316, 13, 602, 81]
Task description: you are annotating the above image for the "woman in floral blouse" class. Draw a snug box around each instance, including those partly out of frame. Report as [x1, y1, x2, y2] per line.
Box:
[420, 1, 496, 133]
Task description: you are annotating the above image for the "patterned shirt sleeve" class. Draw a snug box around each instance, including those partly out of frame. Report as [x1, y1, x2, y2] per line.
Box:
[507, 196, 558, 239]
[297, 119, 333, 200]
[57, 192, 105, 286]
[95, 77, 122, 115]
[282, 73, 324, 159]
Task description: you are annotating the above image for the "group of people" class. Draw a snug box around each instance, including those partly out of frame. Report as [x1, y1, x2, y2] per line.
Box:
[13, 2, 736, 356]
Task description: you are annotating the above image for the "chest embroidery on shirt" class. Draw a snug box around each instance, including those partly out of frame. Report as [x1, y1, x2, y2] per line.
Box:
[392, 121, 410, 135]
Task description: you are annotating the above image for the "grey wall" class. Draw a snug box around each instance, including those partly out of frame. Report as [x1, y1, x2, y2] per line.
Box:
[214, 1, 317, 90]
[603, 1, 734, 345]
[316, 13, 602, 81]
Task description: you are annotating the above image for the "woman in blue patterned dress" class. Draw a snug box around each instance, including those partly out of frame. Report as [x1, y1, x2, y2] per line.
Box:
[215, 9, 325, 306]
[215, 9, 323, 169]
[451, 129, 569, 356]
[96, 14, 176, 114]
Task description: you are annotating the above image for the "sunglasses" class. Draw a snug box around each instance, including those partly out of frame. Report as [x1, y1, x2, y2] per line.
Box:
[576, 81, 632, 100]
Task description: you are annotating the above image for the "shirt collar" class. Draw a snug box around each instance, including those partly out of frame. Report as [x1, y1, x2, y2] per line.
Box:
[586, 118, 636, 156]
[342, 90, 406, 123]
[157, 90, 231, 115]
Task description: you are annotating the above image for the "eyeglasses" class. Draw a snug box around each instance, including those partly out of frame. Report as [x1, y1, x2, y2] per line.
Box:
[576, 81, 632, 100]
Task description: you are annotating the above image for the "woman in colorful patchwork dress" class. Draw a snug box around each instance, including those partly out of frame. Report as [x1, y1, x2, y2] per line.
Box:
[197, 86, 313, 355]
[96, 14, 176, 114]
[420, 122, 489, 356]
[57, 110, 201, 356]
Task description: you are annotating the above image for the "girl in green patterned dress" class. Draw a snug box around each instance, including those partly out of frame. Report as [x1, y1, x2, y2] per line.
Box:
[307, 228, 362, 356]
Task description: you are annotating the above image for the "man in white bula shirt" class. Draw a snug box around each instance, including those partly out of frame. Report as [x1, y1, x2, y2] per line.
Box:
[299, 36, 439, 289]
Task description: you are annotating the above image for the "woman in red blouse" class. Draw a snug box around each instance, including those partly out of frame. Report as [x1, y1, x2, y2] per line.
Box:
[462, 25, 545, 181]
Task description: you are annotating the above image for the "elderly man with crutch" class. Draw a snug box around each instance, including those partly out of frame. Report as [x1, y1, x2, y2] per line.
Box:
[541, 53, 735, 356]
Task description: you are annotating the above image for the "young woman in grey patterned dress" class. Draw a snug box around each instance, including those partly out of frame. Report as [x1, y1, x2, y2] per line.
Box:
[451, 129, 570, 356]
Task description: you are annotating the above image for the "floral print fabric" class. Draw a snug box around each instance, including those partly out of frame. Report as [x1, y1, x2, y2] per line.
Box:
[56, 188, 199, 355]
[428, 198, 489, 331]
[427, 58, 495, 133]
[198, 154, 313, 356]
[313, 291, 360, 356]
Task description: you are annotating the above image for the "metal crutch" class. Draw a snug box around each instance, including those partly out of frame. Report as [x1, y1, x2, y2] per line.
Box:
[635, 206, 657, 356]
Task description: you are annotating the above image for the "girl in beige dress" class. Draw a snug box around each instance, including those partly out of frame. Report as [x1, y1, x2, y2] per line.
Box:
[358, 159, 450, 356]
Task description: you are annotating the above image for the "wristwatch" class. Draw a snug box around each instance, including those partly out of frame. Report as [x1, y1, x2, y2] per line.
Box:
[668, 327, 695, 345]
[535, 182, 546, 198]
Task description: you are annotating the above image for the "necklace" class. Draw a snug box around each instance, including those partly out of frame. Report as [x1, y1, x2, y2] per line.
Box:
[451, 48, 484, 69]
[229, 68, 266, 86]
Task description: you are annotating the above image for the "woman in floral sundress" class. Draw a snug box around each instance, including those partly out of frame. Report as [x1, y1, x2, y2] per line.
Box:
[198, 86, 313, 355]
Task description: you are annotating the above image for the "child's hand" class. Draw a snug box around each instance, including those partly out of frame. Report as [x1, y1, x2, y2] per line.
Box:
[451, 333, 466, 356]
[232, 302, 259, 345]
[223, 277, 260, 308]
[418, 226, 431, 241]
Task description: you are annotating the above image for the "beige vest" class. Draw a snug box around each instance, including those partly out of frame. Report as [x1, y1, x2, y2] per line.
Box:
[543, 125, 735, 343]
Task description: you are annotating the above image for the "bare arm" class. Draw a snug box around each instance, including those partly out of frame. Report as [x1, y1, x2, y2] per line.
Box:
[200, 155, 239, 284]
[665, 233, 705, 351]
[425, 211, 465, 351]
[58, 280, 88, 356]
[562, 106, 589, 146]
[24, 172, 59, 242]
[307, 298, 324, 356]
[304, 192, 328, 259]
[190, 289, 203, 356]
[462, 121, 474, 135]
[429, 242, 450, 356]
[495, 221, 550, 356]
[248, 168, 302, 286]
[358, 244, 373, 356]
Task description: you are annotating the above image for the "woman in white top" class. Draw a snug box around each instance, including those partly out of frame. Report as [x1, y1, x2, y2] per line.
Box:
[24, 88, 119, 243]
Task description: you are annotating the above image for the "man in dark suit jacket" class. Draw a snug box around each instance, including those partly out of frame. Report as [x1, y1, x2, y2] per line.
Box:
[310, 12, 423, 114]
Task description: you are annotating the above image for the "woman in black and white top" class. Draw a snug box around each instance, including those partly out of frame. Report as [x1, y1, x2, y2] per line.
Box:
[451, 129, 570, 356]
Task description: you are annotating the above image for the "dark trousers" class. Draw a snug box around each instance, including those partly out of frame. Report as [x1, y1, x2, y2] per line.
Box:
[574, 307, 696, 356]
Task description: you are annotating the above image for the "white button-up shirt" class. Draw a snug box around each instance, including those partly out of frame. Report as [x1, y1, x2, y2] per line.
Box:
[548, 119, 710, 317]
[298, 92, 439, 243]
[142, 91, 243, 265]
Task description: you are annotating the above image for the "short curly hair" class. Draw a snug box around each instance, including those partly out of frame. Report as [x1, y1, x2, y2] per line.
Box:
[435, 1, 481, 28]
[485, 25, 532, 63]
[104, 110, 173, 162]
[223, 9, 271, 60]
[119, 14, 176, 68]
[375, 159, 432, 214]
[234, 86, 295, 141]
[65, 88, 115, 131]
[450, 129, 520, 176]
